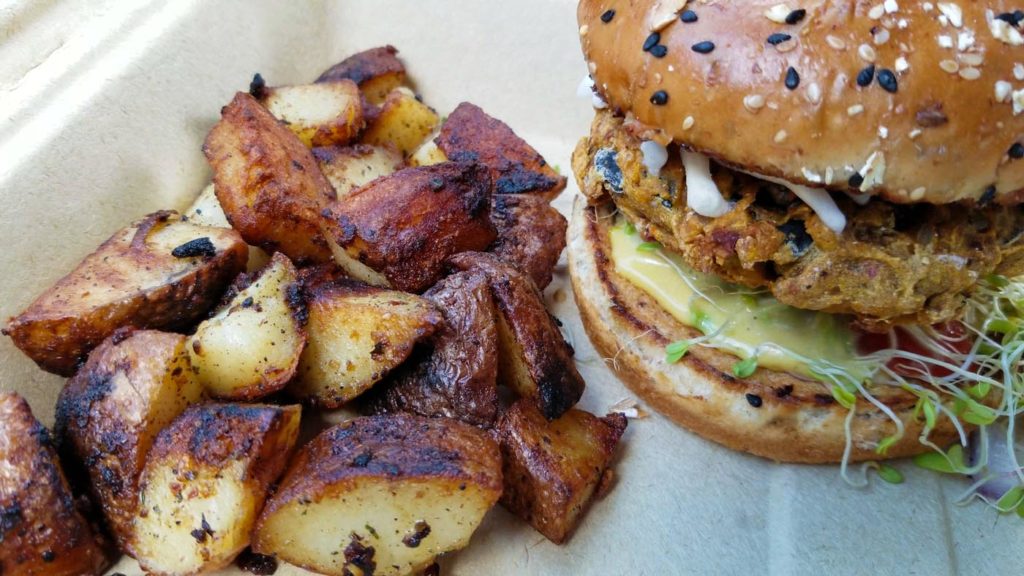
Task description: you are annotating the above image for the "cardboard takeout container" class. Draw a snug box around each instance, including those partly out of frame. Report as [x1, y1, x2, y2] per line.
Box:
[1, 1, 1020, 573]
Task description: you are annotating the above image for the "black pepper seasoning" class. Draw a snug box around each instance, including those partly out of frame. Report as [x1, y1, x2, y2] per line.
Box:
[680, 9, 698, 23]
[785, 67, 800, 90]
[643, 32, 661, 52]
[980, 185, 997, 206]
[767, 33, 792, 45]
[650, 90, 669, 105]
[785, 9, 807, 24]
[856, 64, 876, 87]
[1009, 142, 1024, 160]
[848, 172, 865, 188]
[692, 41, 715, 54]
[877, 69, 898, 93]
[600, 9, 616, 23]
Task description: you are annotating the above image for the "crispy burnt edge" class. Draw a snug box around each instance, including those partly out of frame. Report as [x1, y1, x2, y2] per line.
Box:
[315, 45, 406, 86]
[0, 393, 112, 576]
[3, 211, 248, 376]
[488, 194, 568, 291]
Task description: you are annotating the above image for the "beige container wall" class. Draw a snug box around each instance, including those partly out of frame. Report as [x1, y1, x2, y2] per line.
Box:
[0, 1, 1019, 574]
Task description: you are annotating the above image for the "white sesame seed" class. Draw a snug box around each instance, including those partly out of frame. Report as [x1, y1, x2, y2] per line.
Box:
[895, 56, 910, 73]
[764, 4, 792, 23]
[909, 128, 922, 139]
[884, 0, 899, 13]
[939, 59, 960, 73]
[868, 4, 885, 20]
[775, 39, 798, 52]
[588, 61, 598, 74]
[858, 44, 877, 62]
[910, 187, 927, 201]
[989, 13, 1024, 46]
[958, 52, 984, 67]
[937, 3, 963, 28]
[805, 82, 822, 105]
[939, 15, 949, 27]
[743, 94, 766, 112]
[579, 25, 589, 36]
[668, 65, 676, 73]
[874, 28, 891, 45]
[937, 35, 954, 48]
[1015, 63, 1024, 81]
[682, 116, 695, 130]
[826, 35, 847, 50]
[1013, 89, 1024, 115]
[825, 167, 835, 185]
[848, 104, 865, 116]
[923, 2, 934, 11]
[996, 81, 1013, 103]
[957, 30, 975, 51]
[897, 18, 909, 29]
[766, 101, 780, 111]
[878, 126, 889, 139]
[802, 168, 822, 183]
[774, 130, 788, 143]
[959, 67, 981, 80]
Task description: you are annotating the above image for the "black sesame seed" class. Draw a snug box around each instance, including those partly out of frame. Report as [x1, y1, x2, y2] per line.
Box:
[650, 90, 669, 105]
[848, 172, 865, 188]
[877, 69, 898, 93]
[785, 67, 800, 90]
[680, 9, 698, 23]
[41, 550, 55, 563]
[995, 11, 1023, 26]
[767, 33, 792, 46]
[692, 41, 715, 54]
[600, 9, 615, 23]
[650, 45, 668, 58]
[1009, 142, 1024, 159]
[785, 9, 807, 24]
[856, 64, 876, 87]
[746, 393, 763, 408]
[980, 185, 997, 206]
[643, 32, 661, 52]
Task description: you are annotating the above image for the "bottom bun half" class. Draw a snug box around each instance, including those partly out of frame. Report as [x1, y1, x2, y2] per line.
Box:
[567, 199, 960, 464]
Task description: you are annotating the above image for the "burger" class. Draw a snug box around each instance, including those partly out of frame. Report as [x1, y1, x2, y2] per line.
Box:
[568, 0, 1024, 474]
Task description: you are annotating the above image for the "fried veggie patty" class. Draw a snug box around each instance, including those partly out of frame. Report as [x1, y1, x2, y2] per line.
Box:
[573, 110, 1024, 331]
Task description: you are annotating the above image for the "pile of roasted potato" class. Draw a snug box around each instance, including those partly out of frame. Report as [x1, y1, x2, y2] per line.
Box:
[1, 46, 627, 576]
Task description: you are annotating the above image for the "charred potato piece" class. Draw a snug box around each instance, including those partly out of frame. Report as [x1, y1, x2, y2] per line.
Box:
[204, 92, 338, 264]
[409, 139, 447, 167]
[253, 77, 364, 147]
[0, 393, 111, 576]
[291, 278, 442, 408]
[328, 162, 497, 293]
[3, 212, 247, 376]
[55, 329, 204, 552]
[313, 143, 404, 198]
[489, 194, 568, 290]
[361, 88, 440, 157]
[497, 401, 627, 544]
[131, 403, 301, 575]
[253, 414, 502, 576]
[187, 253, 306, 400]
[449, 252, 584, 419]
[316, 45, 408, 105]
[436, 102, 566, 200]
[361, 271, 499, 427]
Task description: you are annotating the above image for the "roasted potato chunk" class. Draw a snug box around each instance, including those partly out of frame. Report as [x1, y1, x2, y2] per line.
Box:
[0, 393, 111, 576]
[55, 329, 204, 551]
[253, 414, 502, 576]
[185, 183, 231, 228]
[449, 252, 584, 419]
[188, 253, 306, 400]
[253, 76, 364, 147]
[313, 143, 404, 198]
[436, 102, 566, 200]
[204, 92, 338, 264]
[3, 211, 247, 375]
[361, 271, 499, 427]
[361, 88, 440, 156]
[497, 401, 627, 544]
[316, 45, 408, 105]
[489, 194, 568, 290]
[131, 403, 301, 575]
[328, 162, 497, 293]
[409, 139, 447, 167]
[291, 278, 441, 408]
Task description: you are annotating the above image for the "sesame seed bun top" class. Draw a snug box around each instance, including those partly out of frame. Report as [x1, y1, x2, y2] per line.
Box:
[578, 0, 1024, 205]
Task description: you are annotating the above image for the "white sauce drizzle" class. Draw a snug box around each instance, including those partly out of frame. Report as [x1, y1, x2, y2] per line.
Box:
[577, 75, 607, 109]
[752, 172, 848, 233]
[640, 141, 668, 177]
[681, 150, 732, 218]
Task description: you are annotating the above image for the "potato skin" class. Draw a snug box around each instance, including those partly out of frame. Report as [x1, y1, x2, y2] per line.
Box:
[204, 92, 339, 264]
[3, 212, 248, 376]
[449, 252, 585, 419]
[0, 393, 111, 576]
[360, 270, 500, 427]
[436, 102, 566, 200]
[55, 329, 204, 552]
[497, 400, 627, 544]
[315, 45, 407, 104]
[132, 403, 301, 575]
[328, 162, 497, 293]
[489, 194, 568, 290]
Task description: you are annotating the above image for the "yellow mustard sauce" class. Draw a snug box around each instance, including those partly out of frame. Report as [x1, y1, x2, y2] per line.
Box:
[609, 221, 867, 379]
